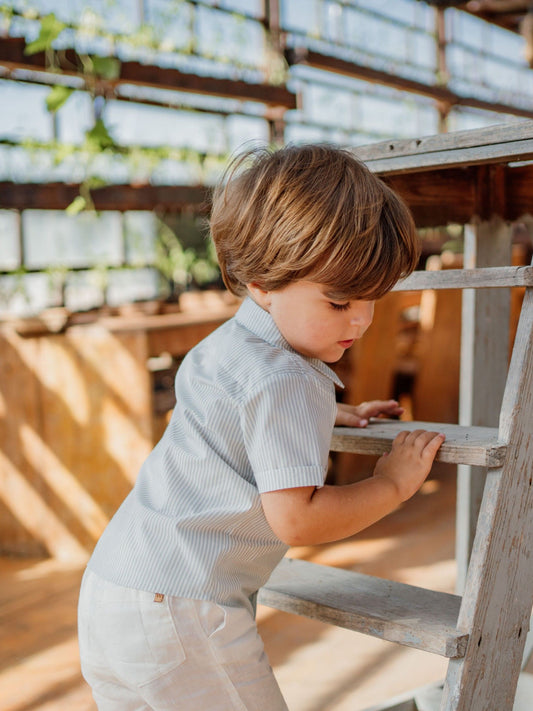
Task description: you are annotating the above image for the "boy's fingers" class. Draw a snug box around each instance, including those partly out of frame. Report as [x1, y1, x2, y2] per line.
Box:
[337, 410, 368, 427]
[392, 430, 410, 445]
[393, 429, 445, 451]
[400, 428, 426, 443]
[425, 431, 446, 450]
[362, 400, 402, 417]
[418, 431, 446, 458]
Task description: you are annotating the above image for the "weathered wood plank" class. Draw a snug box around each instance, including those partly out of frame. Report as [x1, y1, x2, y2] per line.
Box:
[443, 281, 533, 709]
[355, 121, 533, 175]
[456, 221, 512, 593]
[258, 558, 467, 658]
[331, 420, 506, 468]
[393, 266, 533, 292]
[364, 137, 533, 175]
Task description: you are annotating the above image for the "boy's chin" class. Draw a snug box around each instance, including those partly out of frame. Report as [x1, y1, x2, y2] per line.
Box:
[322, 351, 345, 364]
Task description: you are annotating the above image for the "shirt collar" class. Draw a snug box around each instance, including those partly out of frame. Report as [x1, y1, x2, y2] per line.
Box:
[235, 297, 344, 389]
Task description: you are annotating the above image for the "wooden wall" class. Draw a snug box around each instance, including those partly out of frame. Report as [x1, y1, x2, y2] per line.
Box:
[0, 292, 239, 560]
[0, 325, 153, 560]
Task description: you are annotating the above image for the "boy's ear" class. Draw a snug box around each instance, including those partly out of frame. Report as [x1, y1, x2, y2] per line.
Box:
[246, 282, 272, 309]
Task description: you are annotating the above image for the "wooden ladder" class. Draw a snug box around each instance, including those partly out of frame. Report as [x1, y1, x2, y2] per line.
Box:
[258, 124, 533, 711]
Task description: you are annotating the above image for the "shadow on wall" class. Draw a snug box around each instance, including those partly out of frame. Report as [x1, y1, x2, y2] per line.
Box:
[0, 324, 154, 560]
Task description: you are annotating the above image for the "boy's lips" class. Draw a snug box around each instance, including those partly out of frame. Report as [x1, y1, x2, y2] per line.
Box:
[338, 339, 354, 348]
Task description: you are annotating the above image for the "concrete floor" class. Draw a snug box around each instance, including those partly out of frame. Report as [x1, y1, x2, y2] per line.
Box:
[1, 463, 531, 711]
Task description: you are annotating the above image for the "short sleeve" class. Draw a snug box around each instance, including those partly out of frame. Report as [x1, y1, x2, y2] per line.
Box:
[241, 370, 337, 493]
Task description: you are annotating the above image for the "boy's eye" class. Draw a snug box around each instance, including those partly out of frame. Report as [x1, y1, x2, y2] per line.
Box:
[329, 301, 350, 312]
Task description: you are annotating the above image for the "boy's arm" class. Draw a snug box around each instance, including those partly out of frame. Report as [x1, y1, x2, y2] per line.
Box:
[260, 429, 444, 546]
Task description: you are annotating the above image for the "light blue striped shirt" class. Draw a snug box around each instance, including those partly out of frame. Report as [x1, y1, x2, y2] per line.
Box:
[88, 297, 343, 608]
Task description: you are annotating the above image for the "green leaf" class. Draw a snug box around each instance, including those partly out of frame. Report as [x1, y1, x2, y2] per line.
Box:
[85, 176, 108, 190]
[85, 118, 116, 150]
[90, 55, 121, 80]
[24, 13, 66, 55]
[45, 85, 74, 113]
[65, 195, 87, 215]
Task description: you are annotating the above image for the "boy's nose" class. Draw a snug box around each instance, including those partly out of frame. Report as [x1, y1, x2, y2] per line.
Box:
[350, 302, 374, 327]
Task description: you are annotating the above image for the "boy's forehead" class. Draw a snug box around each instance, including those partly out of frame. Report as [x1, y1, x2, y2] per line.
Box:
[319, 284, 371, 302]
[313, 283, 351, 300]
[320, 286, 343, 299]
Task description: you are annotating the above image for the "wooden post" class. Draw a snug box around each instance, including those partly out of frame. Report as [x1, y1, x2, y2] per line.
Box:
[443, 273, 533, 710]
[456, 217, 512, 592]
[264, 0, 286, 147]
[435, 6, 451, 134]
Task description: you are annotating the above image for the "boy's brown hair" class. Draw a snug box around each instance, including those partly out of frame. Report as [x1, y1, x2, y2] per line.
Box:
[210, 143, 419, 300]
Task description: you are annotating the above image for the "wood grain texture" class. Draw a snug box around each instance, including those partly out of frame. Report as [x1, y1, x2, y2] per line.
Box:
[393, 266, 533, 292]
[355, 121, 533, 175]
[455, 220, 512, 592]
[259, 558, 466, 658]
[442, 282, 533, 710]
[331, 420, 506, 468]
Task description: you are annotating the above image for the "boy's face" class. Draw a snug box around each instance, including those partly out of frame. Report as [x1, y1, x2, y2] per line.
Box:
[248, 280, 374, 363]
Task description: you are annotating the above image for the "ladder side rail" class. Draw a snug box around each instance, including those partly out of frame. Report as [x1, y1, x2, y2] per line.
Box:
[522, 621, 533, 671]
[499, 260, 533, 443]
[393, 266, 533, 292]
[441, 275, 533, 710]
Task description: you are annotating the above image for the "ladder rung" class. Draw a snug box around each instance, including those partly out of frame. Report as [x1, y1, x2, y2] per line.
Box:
[393, 266, 533, 292]
[258, 558, 467, 659]
[331, 420, 506, 467]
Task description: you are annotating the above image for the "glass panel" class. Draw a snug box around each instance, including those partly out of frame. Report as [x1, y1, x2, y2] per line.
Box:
[0, 211, 21, 270]
[23, 211, 123, 269]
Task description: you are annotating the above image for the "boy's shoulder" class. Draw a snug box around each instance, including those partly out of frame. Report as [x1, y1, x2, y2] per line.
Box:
[185, 311, 322, 398]
[206, 314, 311, 378]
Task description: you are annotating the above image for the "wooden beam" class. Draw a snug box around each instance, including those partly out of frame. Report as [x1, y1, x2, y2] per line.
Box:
[355, 121, 533, 175]
[285, 47, 533, 120]
[474, 163, 507, 220]
[0, 182, 210, 212]
[507, 163, 533, 220]
[1, 122, 532, 223]
[383, 168, 476, 226]
[382, 163, 533, 225]
[393, 266, 533, 291]
[0, 162, 531, 223]
[0, 37, 297, 109]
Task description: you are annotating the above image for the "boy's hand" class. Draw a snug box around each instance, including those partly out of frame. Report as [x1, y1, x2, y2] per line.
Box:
[335, 400, 404, 427]
[373, 429, 445, 502]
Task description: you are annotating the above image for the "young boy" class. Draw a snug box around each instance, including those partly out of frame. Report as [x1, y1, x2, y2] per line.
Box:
[78, 144, 445, 711]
